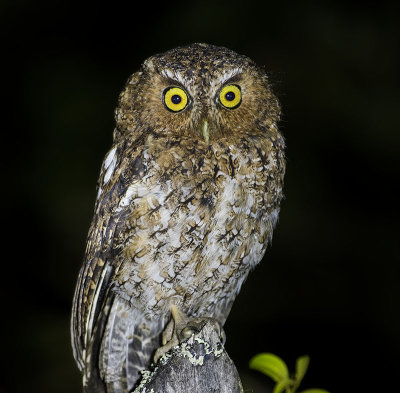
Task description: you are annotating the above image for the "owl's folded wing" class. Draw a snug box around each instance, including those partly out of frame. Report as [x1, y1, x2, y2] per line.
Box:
[71, 142, 137, 371]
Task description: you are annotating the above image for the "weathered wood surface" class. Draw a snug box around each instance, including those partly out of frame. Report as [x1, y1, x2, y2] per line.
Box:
[134, 318, 243, 393]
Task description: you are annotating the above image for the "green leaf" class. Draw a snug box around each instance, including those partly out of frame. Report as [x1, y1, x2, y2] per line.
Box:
[273, 378, 291, 393]
[300, 389, 330, 393]
[293, 355, 310, 391]
[249, 353, 289, 382]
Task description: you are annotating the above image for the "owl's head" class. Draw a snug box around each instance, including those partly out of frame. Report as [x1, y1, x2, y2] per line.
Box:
[115, 43, 280, 143]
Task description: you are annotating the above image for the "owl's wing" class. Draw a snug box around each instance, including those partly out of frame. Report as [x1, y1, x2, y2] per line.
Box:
[71, 144, 133, 370]
[70, 214, 119, 371]
[71, 152, 126, 368]
[71, 143, 165, 391]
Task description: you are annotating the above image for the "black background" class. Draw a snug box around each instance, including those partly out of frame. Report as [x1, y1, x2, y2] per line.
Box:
[2, 1, 399, 392]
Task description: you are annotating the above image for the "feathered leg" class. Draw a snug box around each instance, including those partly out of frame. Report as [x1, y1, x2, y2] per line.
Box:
[153, 305, 226, 363]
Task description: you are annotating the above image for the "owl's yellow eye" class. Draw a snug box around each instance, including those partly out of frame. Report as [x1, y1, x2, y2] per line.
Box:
[163, 87, 188, 112]
[219, 85, 242, 109]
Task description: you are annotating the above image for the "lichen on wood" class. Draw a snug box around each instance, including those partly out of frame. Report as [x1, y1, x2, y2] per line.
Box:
[134, 318, 243, 393]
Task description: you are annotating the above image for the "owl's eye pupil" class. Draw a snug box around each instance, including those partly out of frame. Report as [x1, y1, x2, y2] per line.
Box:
[171, 95, 182, 104]
[225, 91, 235, 101]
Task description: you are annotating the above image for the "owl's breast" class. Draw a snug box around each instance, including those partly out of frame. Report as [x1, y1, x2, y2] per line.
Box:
[112, 137, 284, 321]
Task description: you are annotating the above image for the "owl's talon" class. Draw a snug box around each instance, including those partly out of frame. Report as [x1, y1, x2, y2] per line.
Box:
[161, 319, 175, 345]
[153, 336, 179, 363]
[181, 326, 199, 339]
[220, 328, 226, 345]
[153, 305, 227, 364]
[153, 305, 186, 363]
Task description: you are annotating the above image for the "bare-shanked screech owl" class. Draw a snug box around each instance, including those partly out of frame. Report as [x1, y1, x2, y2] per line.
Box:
[71, 43, 285, 392]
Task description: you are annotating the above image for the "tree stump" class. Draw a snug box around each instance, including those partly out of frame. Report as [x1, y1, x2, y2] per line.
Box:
[134, 318, 243, 393]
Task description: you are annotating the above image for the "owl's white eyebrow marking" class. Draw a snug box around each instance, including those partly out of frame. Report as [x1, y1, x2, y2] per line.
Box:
[206, 67, 243, 91]
[161, 69, 188, 86]
[161, 67, 242, 90]
[214, 67, 243, 87]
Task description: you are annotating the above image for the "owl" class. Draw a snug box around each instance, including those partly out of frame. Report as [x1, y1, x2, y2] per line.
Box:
[71, 43, 285, 393]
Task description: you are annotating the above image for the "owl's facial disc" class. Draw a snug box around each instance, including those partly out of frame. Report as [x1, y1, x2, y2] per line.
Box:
[160, 78, 244, 143]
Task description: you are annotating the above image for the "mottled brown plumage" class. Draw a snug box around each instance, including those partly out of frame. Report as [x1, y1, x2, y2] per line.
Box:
[71, 43, 285, 393]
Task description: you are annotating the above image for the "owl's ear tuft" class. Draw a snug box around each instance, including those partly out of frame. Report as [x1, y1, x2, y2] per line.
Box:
[143, 57, 156, 71]
[126, 71, 142, 86]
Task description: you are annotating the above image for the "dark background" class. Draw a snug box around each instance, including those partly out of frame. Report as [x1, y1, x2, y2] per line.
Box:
[2, 1, 399, 392]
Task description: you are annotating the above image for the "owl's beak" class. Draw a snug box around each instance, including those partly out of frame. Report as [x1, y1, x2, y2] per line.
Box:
[202, 120, 209, 144]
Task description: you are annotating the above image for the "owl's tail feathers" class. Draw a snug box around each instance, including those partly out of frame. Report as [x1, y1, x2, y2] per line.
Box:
[82, 289, 114, 393]
[126, 330, 162, 390]
[84, 294, 164, 393]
